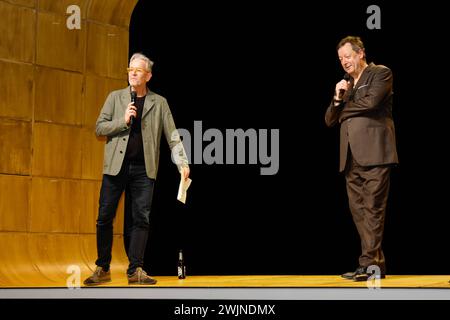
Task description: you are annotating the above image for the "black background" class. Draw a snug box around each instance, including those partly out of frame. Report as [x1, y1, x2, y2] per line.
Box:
[128, 0, 450, 276]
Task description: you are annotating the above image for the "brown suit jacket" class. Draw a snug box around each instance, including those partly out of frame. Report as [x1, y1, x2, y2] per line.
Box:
[325, 63, 399, 172]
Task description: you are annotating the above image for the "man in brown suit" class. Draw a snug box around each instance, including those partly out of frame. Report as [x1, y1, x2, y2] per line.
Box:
[325, 36, 398, 281]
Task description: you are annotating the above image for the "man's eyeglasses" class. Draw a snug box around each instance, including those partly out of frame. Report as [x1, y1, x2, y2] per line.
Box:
[127, 67, 148, 74]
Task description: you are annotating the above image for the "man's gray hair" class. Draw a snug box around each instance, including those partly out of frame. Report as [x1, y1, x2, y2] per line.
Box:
[130, 53, 154, 72]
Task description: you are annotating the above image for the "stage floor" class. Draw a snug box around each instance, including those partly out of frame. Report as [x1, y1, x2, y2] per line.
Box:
[2, 276, 450, 300]
[2, 274, 450, 288]
[100, 275, 450, 288]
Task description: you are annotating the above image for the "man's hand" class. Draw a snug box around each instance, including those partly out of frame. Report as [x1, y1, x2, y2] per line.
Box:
[335, 79, 349, 100]
[125, 102, 137, 125]
[181, 166, 190, 180]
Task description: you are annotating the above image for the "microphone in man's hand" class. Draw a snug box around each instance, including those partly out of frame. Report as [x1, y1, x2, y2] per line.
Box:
[130, 91, 137, 126]
[338, 73, 350, 99]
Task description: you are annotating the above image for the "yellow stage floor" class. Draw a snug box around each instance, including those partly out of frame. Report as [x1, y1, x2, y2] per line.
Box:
[2, 275, 450, 288]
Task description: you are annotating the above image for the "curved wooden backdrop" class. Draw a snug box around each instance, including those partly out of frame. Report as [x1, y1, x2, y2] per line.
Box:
[0, 0, 138, 287]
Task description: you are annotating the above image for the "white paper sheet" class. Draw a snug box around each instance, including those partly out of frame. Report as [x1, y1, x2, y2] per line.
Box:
[177, 176, 192, 204]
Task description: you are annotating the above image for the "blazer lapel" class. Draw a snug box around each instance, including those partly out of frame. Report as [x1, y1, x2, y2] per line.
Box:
[120, 87, 131, 113]
[355, 62, 375, 89]
[142, 90, 156, 119]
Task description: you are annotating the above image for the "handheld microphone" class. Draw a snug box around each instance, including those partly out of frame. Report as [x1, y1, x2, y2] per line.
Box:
[130, 91, 137, 126]
[338, 74, 350, 99]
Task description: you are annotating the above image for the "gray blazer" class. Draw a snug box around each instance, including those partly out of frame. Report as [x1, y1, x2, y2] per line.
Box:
[325, 63, 399, 172]
[96, 86, 189, 179]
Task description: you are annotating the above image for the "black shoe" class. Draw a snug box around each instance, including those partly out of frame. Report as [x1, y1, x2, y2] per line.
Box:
[353, 267, 386, 282]
[341, 266, 365, 280]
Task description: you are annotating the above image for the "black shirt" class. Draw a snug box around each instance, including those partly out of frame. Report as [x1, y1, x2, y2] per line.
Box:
[125, 95, 146, 163]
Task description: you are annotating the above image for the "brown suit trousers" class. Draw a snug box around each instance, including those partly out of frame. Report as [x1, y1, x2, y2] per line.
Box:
[345, 150, 390, 273]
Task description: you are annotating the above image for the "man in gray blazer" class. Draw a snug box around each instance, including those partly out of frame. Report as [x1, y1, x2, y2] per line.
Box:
[325, 36, 398, 281]
[84, 53, 190, 285]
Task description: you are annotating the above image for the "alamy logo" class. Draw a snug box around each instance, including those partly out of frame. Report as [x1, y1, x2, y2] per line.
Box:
[66, 5, 81, 30]
[171, 121, 280, 175]
[367, 5, 381, 30]
[66, 264, 81, 289]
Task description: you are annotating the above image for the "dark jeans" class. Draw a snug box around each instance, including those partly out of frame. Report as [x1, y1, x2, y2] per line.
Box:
[95, 162, 155, 275]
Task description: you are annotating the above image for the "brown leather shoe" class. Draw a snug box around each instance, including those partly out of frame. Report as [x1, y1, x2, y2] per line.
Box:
[128, 267, 157, 285]
[83, 266, 111, 286]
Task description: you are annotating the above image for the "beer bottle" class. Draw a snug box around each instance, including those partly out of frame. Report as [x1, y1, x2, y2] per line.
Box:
[177, 249, 186, 279]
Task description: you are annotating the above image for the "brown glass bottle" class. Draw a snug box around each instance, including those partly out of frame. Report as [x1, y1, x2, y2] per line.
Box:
[177, 250, 186, 279]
